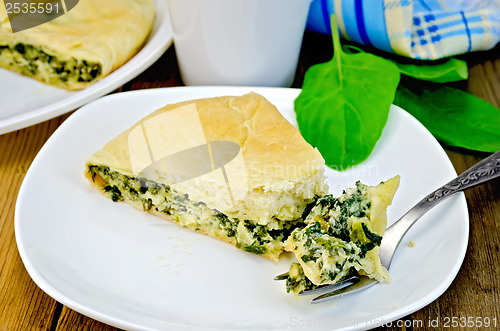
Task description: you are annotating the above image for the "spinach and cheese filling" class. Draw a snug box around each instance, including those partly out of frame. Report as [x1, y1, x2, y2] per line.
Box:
[0, 43, 101, 84]
[286, 262, 318, 294]
[88, 165, 302, 259]
[283, 176, 400, 293]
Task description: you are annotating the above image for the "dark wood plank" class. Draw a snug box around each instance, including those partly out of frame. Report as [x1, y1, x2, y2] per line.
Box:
[54, 307, 123, 331]
[0, 115, 70, 330]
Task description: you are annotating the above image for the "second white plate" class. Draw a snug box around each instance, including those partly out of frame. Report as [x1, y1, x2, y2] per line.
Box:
[0, 0, 172, 135]
[16, 86, 468, 330]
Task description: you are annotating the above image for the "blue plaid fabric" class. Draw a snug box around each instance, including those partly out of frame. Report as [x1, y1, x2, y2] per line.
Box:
[306, 0, 500, 59]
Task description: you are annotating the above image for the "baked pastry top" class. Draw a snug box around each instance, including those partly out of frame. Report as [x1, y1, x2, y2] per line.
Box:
[85, 92, 327, 261]
[0, 0, 155, 90]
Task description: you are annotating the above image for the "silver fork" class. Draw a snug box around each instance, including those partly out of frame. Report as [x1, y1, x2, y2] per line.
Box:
[276, 150, 500, 303]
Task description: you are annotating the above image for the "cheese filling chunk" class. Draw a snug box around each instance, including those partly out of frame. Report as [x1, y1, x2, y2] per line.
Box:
[0, 0, 155, 90]
[283, 176, 400, 293]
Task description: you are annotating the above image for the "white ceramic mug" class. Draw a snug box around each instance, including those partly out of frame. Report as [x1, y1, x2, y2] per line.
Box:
[167, 0, 312, 87]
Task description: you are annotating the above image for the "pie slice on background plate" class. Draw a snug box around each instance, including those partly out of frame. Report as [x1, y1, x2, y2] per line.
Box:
[0, 0, 155, 90]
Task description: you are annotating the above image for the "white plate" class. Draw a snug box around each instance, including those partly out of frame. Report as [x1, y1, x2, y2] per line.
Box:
[0, 0, 172, 135]
[15, 86, 469, 331]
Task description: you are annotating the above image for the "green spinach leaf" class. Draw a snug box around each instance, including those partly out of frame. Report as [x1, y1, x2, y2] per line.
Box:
[394, 57, 468, 83]
[295, 16, 400, 170]
[394, 86, 500, 152]
[342, 45, 468, 83]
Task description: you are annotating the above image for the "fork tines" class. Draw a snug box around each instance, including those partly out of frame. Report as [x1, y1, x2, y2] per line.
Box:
[273, 272, 289, 281]
[274, 273, 361, 303]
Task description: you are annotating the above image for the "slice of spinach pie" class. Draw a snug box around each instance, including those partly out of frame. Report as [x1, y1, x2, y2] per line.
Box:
[84, 92, 328, 261]
[283, 176, 400, 293]
[0, 0, 155, 90]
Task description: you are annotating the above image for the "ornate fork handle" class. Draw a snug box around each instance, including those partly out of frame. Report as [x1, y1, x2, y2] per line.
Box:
[425, 151, 500, 203]
[381, 150, 500, 268]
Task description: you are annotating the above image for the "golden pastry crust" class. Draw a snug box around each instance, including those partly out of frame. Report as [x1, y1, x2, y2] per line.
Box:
[86, 92, 327, 225]
[0, 0, 155, 90]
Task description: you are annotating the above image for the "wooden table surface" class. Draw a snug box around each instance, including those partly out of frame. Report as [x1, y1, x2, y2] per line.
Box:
[1, 30, 499, 330]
